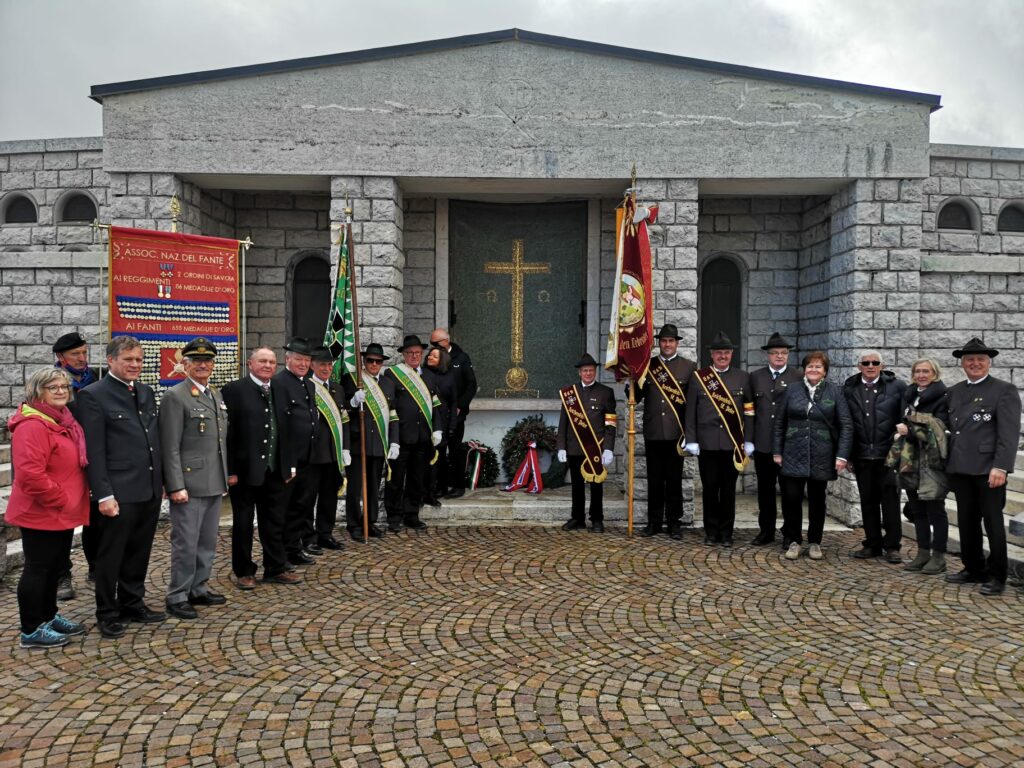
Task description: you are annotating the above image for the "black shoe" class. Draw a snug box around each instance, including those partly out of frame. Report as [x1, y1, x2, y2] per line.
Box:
[188, 591, 227, 606]
[667, 522, 683, 540]
[348, 528, 367, 543]
[703, 536, 715, 545]
[288, 552, 315, 566]
[120, 605, 166, 624]
[590, 522, 605, 533]
[424, 497, 442, 508]
[318, 536, 344, 550]
[850, 546, 881, 559]
[284, 563, 298, 572]
[641, 524, 663, 537]
[388, 521, 404, 533]
[304, 543, 324, 556]
[751, 531, 775, 546]
[721, 538, 733, 549]
[946, 570, 986, 584]
[404, 518, 428, 530]
[883, 549, 903, 564]
[97, 619, 127, 638]
[166, 602, 198, 620]
[445, 488, 465, 499]
[562, 519, 586, 531]
[367, 525, 384, 538]
[979, 579, 1006, 596]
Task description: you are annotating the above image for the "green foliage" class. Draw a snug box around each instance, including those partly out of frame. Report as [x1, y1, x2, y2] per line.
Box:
[499, 414, 566, 489]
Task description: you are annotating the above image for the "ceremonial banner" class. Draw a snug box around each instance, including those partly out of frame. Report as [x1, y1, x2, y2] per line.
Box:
[108, 226, 241, 399]
[605, 196, 657, 385]
[324, 221, 359, 384]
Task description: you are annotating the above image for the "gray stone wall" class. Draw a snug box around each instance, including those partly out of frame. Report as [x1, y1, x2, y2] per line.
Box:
[795, 197, 832, 354]
[403, 197, 436, 334]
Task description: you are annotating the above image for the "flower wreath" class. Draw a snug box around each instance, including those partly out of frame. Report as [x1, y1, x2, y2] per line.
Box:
[499, 414, 567, 489]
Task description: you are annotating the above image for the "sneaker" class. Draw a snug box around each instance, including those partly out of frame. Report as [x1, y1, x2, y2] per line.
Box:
[56, 575, 76, 601]
[48, 614, 87, 637]
[20, 623, 70, 649]
[785, 542, 801, 560]
[808, 544, 823, 561]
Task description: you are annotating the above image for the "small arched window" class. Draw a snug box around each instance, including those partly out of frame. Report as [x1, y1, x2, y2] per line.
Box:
[936, 200, 974, 230]
[3, 194, 38, 224]
[290, 253, 331, 342]
[59, 193, 98, 223]
[997, 203, 1024, 233]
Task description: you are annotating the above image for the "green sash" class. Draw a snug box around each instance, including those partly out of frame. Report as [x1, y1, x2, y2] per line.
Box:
[314, 381, 348, 476]
[361, 374, 391, 456]
[391, 364, 438, 430]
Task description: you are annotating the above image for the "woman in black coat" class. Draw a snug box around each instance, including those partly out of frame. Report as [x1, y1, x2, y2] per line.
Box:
[896, 358, 950, 575]
[425, 346, 459, 505]
[773, 351, 853, 561]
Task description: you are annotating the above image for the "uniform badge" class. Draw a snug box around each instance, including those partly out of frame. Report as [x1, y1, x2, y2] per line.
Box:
[972, 413, 982, 422]
[983, 413, 992, 422]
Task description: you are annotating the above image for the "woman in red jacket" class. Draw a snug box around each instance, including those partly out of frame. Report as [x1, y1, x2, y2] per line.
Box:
[7, 368, 91, 648]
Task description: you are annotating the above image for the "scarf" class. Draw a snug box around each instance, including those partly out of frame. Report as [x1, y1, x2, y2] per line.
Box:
[59, 362, 96, 390]
[26, 399, 89, 468]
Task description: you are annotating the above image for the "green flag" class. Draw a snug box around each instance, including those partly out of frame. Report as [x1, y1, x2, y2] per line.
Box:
[324, 223, 358, 383]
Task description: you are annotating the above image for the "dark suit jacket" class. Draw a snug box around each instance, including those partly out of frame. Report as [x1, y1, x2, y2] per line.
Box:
[636, 355, 696, 442]
[381, 366, 441, 446]
[271, 369, 317, 471]
[750, 365, 803, 453]
[946, 375, 1021, 475]
[342, 373, 400, 458]
[222, 376, 285, 485]
[556, 382, 617, 456]
[75, 376, 162, 503]
[684, 367, 754, 451]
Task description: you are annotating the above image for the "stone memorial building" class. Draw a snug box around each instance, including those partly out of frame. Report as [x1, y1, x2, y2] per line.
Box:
[2, 29, 1024, 519]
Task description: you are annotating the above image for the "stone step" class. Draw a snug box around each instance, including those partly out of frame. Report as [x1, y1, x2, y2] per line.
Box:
[1015, 451, 1024, 473]
[0, 462, 10, 487]
[0, 444, 9, 464]
[943, 495, 1024, 549]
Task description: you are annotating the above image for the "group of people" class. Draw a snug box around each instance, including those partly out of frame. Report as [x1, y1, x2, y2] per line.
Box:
[560, 325, 1020, 598]
[7, 329, 476, 648]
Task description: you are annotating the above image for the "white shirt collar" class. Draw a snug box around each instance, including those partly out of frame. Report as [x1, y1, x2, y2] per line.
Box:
[660, 353, 677, 362]
[249, 373, 270, 388]
[188, 377, 207, 393]
[771, 366, 787, 375]
[862, 377, 880, 386]
[713, 367, 729, 374]
[107, 372, 133, 388]
[967, 374, 989, 385]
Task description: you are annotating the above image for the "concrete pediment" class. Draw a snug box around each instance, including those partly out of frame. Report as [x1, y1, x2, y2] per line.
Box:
[96, 30, 938, 182]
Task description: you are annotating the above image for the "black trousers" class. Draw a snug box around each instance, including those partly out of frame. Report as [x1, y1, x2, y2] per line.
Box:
[60, 501, 100, 580]
[308, 462, 342, 544]
[284, 464, 317, 556]
[431, 440, 449, 498]
[448, 419, 468, 489]
[698, 450, 738, 540]
[384, 442, 431, 524]
[907, 490, 948, 554]
[753, 451, 782, 535]
[645, 440, 682, 526]
[567, 455, 604, 522]
[949, 474, 1008, 582]
[780, 476, 828, 545]
[18, 527, 73, 634]
[854, 459, 902, 552]
[346, 453, 384, 530]
[93, 496, 160, 622]
[229, 469, 289, 578]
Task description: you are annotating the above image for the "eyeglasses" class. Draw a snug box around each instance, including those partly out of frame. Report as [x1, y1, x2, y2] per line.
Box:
[43, 384, 71, 392]
[860, 361, 881, 367]
[365, 359, 384, 365]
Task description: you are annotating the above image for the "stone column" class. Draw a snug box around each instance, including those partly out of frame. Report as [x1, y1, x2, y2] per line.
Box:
[331, 176, 405, 354]
[826, 178, 923, 523]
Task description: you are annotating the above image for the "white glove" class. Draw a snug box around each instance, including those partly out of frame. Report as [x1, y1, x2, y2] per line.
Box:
[431, 430, 443, 446]
[350, 390, 366, 407]
[685, 443, 700, 456]
[342, 449, 352, 467]
[557, 450, 567, 463]
[744, 442, 755, 457]
[602, 449, 614, 467]
[387, 443, 400, 460]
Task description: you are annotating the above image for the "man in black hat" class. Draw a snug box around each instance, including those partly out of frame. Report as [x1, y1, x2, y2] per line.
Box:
[52, 331, 102, 600]
[684, 332, 754, 547]
[749, 332, 802, 546]
[381, 334, 442, 532]
[556, 353, 618, 533]
[273, 338, 320, 565]
[842, 349, 907, 563]
[302, 346, 351, 552]
[159, 337, 231, 620]
[633, 324, 695, 539]
[429, 328, 478, 498]
[945, 337, 1021, 596]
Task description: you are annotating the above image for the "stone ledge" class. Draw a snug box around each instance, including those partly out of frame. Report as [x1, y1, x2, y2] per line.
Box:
[922, 253, 1023, 273]
[930, 143, 1024, 162]
[0, 137, 103, 155]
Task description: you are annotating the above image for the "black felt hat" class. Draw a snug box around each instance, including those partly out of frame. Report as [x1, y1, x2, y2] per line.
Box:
[182, 337, 218, 359]
[397, 334, 427, 352]
[761, 332, 794, 350]
[655, 324, 682, 340]
[575, 353, 599, 368]
[284, 337, 313, 355]
[952, 336, 999, 359]
[310, 345, 334, 363]
[52, 331, 87, 354]
[361, 343, 386, 360]
[707, 331, 736, 350]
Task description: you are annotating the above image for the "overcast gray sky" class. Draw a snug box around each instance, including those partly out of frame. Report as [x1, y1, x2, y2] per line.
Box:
[1, 0, 1021, 147]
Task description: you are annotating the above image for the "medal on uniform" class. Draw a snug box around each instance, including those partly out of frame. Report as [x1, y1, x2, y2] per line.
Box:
[199, 420, 207, 433]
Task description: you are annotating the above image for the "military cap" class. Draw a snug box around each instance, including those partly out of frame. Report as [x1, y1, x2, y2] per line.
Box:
[52, 331, 88, 354]
[182, 337, 217, 359]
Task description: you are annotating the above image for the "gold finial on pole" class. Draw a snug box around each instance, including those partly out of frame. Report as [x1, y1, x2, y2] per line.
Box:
[169, 195, 181, 233]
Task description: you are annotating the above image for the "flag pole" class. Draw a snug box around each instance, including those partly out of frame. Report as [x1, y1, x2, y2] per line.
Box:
[627, 375, 636, 536]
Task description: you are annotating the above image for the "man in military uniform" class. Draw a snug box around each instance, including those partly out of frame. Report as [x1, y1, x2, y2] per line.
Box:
[634, 324, 695, 539]
[273, 338, 320, 566]
[429, 327, 478, 498]
[304, 346, 351, 551]
[344, 343, 399, 541]
[749, 332, 802, 546]
[945, 337, 1022, 596]
[684, 332, 754, 548]
[222, 347, 301, 589]
[381, 334, 442, 532]
[160, 338, 231, 620]
[556, 353, 617, 533]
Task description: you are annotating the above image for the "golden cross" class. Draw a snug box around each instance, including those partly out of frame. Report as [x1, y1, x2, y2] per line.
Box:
[484, 239, 550, 364]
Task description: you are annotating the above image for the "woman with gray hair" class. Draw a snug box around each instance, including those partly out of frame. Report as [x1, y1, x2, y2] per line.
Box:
[5, 367, 91, 648]
[893, 358, 950, 574]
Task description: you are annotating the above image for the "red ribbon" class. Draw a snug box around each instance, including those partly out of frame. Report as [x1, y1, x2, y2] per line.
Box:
[503, 441, 544, 494]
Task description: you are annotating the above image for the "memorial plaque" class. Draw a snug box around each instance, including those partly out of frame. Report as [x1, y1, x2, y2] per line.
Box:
[450, 201, 586, 399]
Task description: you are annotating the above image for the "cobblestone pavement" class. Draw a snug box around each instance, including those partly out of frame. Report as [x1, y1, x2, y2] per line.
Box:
[1, 523, 1023, 767]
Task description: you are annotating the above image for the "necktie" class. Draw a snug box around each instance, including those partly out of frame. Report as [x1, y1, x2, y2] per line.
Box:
[772, 371, 779, 382]
[262, 383, 270, 396]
